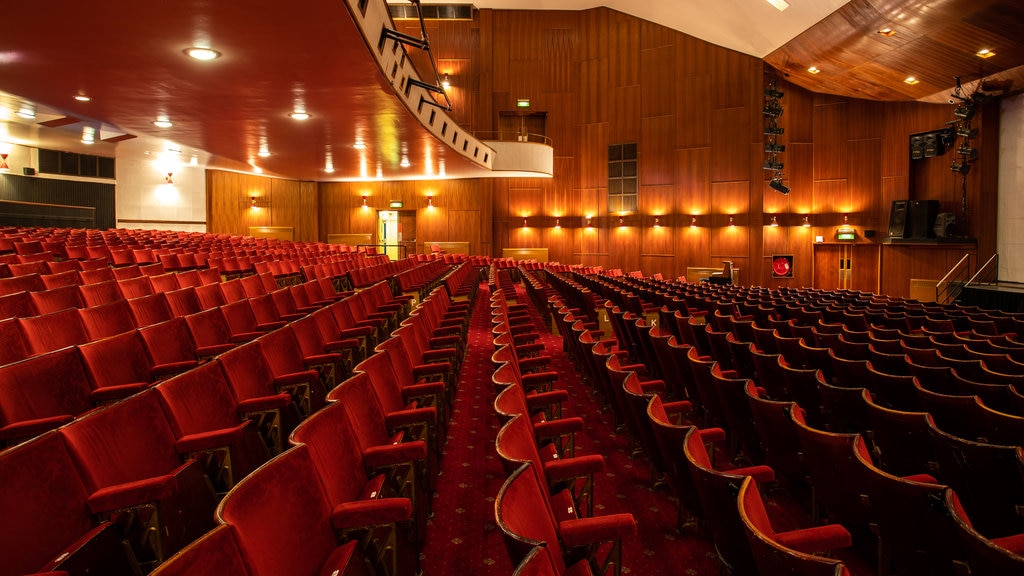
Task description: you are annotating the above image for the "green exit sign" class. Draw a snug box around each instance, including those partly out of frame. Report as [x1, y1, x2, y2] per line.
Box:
[389, 200, 403, 209]
[516, 99, 531, 108]
[836, 227, 856, 241]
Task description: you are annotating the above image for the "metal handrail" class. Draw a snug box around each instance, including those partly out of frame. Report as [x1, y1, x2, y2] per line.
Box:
[936, 253, 971, 304]
[966, 253, 999, 285]
[473, 131, 553, 146]
[356, 243, 408, 260]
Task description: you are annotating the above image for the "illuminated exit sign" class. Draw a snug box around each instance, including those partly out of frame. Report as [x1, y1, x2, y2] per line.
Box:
[516, 99, 531, 108]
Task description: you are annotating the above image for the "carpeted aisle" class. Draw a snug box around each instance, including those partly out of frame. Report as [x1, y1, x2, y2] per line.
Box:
[419, 279, 841, 575]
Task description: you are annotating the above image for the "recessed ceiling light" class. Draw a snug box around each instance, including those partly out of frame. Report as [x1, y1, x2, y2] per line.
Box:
[353, 140, 366, 150]
[74, 94, 91, 102]
[400, 156, 410, 168]
[976, 49, 996, 59]
[766, 0, 789, 11]
[808, 66, 821, 75]
[878, 27, 896, 37]
[257, 150, 271, 158]
[184, 47, 221, 61]
[904, 76, 920, 85]
[81, 126, 95, 145]
[16, 104, 35, 119]
[289, 111, 311, 121]
[153, 119, 173, 128]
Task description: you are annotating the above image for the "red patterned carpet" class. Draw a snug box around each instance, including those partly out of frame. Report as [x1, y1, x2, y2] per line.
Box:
[418, 280, 866, 575]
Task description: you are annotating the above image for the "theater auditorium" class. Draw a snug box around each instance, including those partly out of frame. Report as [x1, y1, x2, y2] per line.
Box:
[2, 0, 1024, 575]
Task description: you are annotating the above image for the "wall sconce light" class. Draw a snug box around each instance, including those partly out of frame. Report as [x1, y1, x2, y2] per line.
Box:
[802, 216, 811, 228]
[0, 153, 9, 172]
[653, 217, 661, 228]
[618, 216, 624, 227]
[843, 214, 849, 224]
[770, 215, 779, 227]
[250, 196, 257, 207]
[361, 195, 369, 208]
[426, 195, 434, 208]
[586, 216, 593, 228]
[690, 216, 697, 228]
[729, 215, 735, 227]
[165, 172, 174, 185]
[554, 218, 561, 229]
[523, 217, 528, 228]
[442, 74, 451, 91]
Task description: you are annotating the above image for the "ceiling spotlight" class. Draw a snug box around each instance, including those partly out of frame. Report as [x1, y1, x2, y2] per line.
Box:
[976, 49, 995, 59]
[400, 156, 410, 168]
[878, 27, 896, 37]
[153, 118, 173, 128]
[74, 94, 91, 102]
[353, 139, 366, 150]
[807, 66, 821, 75]
[765, 0, 789, 12]
[289, 111, 311, 121]
[185, 47, 221, 61]
[769, 177, 790, 195]
[904, 77, 920, 85]
[81, 126, 96, 145]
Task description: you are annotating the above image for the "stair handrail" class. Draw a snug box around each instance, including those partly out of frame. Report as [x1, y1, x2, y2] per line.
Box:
[936, 253, 972, 304]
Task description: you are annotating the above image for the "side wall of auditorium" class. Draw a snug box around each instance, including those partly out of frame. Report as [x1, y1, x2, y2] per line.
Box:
[207, 7, 999, 298]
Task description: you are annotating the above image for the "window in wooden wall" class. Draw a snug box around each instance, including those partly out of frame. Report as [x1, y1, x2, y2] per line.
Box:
[608, 143, 638, 214]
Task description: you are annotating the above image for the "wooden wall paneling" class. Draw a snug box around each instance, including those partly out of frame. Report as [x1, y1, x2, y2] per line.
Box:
[609, 225, 640, 273]
[847, 99, 886, 141]
[609, 85, 642, 145]
[784, 142, 814, 215]
[578, 58, 609, 125]
[508, 186, 543, 220]
[578, 123, 608, 189]
[791, 229, 815, 287]
[577, 8, 608, 62]
[710, 107, 752, 183]
[675, 220, 710, 273]
[747, 141, 766, 283]
[879, 176, 909, 236]
[640, 184, 674, 223]
[545, 28, 577, 95]
[710, 49, 753, 110]
[847, 139, 883, 220]
[608, 11, 640, 88]
[550, 157, 578, 214]
[781, 78, 815, 144]
[545, 93, 579, 159]
[298, 181, 318, 242]
[881, 101, 916, 179]
[675, 33, 711, 78]
[641, 44, 675, 118]
[675, 148, 710, 217]
[812, 179, 849, 228]
[813, 101, 849, 180]
[269, 179, 299, 231]
[449, 210, 481, 254]
[491, 11, 510, 94]
[640, 115, 676, 186]
[879, 245, 915, 298]
[640, 18, 675, 51]
[709, 181, 751, 257]
[675, 74, 710, 149]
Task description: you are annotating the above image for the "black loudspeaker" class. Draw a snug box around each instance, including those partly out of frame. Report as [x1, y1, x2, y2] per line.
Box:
[864, 229, 877, 239]
[923, 133, 940, 157]
[888, 200, 908, 239]
[22, 167, 36, 175]
[910, 135, 924, 160]
[907, 200, 939, 239]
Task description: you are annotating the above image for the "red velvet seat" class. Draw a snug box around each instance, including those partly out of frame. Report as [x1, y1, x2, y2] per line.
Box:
[218, 278, 248, 304]
[78, 266, 115, 286]
[155, 361, 270, 496]
[0, 289, 37, 320]
[0, 272, 45, 296]
[147, 272, 180, 294]
[18, 307, 90, 355]
[27, 284, 84, 314]
[327, 372, 431, 511]
[256, 328, 328, 416]
[58, 390, 218, 570]
[77, 330, 191, 403]
[221, 298, 285, 337]
[0, 432, 140, 576]
[216, 342, 306, 449]
[0, 347, 97, 446]
[0, 317, 30, 364]
[291, 312, 359, 382]
[289, 402, 418, 574]
[115, 275, 154, 299]
[495, 462, 636, 576]
[194, 282, 227, 310]
[376, 332, 452, 414]
[127, 292, 174, 327]
[77, 279, 121, 307]
[946, 489, 1024, 574]
[737, 476, 853, 576]
[78, 299, 137, 340]
[215, 446, 372, 576]
[165, 286, 203, 317]
[744, 382, 810, 495]
[185, 308, 256, 358]
[39, 269, 82, 290]
[496, 413, 605, 521]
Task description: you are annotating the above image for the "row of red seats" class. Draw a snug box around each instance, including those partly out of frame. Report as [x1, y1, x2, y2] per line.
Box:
[149, 282, 478, 575]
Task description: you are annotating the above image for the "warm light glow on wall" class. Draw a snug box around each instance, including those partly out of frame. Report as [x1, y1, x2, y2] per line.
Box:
[523, 217, 528, 228]
[770, 215, 779, 227]
[361, 195, 369, 209]
[729, 215, 735, 227]
[690, 216, 697, 228]
[554, 218, 561, 229]
[803, 216, 811, 228]
[653, 217, 661, 228]
[586, 215, 593, 228]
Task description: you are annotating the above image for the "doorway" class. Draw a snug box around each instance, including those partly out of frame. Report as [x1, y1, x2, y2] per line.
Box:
[377, 210, 417, 260]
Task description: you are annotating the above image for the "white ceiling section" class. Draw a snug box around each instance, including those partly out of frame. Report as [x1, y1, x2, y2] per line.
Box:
[418, 0, 852, 57]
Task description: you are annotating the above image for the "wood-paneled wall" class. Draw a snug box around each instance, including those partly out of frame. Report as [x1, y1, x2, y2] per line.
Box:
[204, 7, 999, 299]
[206, 171, 318, 242]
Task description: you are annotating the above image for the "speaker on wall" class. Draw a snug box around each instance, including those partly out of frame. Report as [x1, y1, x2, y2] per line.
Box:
[910, 135, 925, 160]
[888, 200, 908, 239]
[22, 167, 36, 176]
[907, 200, 939, 239]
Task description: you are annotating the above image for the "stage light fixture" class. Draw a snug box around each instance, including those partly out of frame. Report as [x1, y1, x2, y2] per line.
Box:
[957, 146, 978, 161]
[950, 162, 971, 175]
[957, 127, 978, 139]
[765, 143, 786, 153]
[954, 105, 976, 120]
[764, 125, 784, 136]
[764, 87, 785, 99]
[763, 160, 784, 171]
[769, 177, 790, 195]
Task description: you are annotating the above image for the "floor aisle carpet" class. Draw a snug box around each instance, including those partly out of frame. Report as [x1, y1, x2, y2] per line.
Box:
[419, 280, 865, 575]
